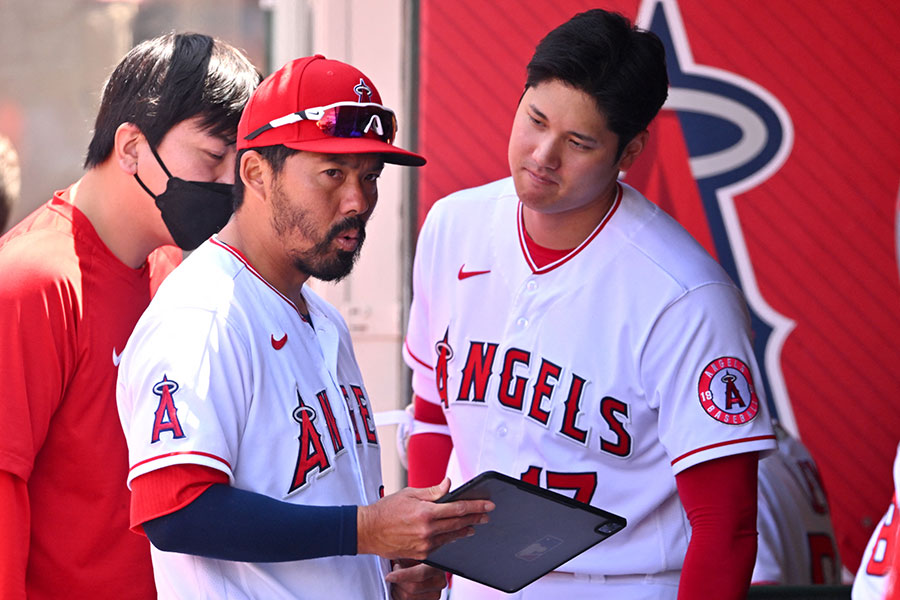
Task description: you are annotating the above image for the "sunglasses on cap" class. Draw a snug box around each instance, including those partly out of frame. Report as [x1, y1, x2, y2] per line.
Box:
[244, 101, 398, 144]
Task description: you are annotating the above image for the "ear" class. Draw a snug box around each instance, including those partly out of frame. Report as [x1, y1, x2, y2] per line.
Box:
[617, 130, 648, 172]
[113, 122, 143, 175]
[239, 150, 271, 202]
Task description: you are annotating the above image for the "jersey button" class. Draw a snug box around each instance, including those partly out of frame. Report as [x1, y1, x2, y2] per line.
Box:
[516, 317, 528, 328]
[497, 424, 508, 437]
[526, 280, 537, 292]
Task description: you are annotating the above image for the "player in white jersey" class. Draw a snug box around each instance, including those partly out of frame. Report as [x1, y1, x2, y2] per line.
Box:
[403, 10, 776, 600]
[853, 442, 900, 599]
[752, 421, 842, 585]
[117, 55, 493, 600]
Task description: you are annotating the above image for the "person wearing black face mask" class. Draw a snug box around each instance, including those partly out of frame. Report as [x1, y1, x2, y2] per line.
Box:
[134, 143, 235, 251]
[0, 33, 259, 600]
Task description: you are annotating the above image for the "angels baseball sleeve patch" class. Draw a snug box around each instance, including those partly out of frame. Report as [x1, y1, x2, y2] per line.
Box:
[697, 357, 760, 425]
[151, 375, 186, 443]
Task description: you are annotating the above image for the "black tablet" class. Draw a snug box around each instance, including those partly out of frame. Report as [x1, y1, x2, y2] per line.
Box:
[423, 470, 627, 593]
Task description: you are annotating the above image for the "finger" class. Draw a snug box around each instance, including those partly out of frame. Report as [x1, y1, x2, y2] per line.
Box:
[419, 512, 490, 546]
[428, 498, 495, 521]
[401, 481, 444, 503]
[392, 558, 418, 570]
[386, 562, 445, 583]
[432, 504, 490, 533]
[418, 477, 451, 501]
[385, 563, 418, 584]
[386, 564, 447, 593]
[385, 567, 447, 598]
[384, 563, 427, 583]
[428, 524, 479, 550]
[390, 583, 446, 600]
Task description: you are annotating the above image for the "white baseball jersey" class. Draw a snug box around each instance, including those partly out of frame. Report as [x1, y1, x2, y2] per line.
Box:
[117, 237, 389, 600]
[403, 177, 776, 594]
[852, 443, 900, 600]
[753, 424, 841, 584]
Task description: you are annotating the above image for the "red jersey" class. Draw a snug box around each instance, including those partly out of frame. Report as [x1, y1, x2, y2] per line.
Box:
[0, 188, 180, 599]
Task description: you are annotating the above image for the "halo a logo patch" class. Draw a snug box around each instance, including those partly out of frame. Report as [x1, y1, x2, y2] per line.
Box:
[697, 357, 760, 425]
[354, 78, 372, 102]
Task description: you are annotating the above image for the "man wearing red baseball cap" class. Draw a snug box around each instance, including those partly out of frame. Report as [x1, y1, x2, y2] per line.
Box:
[116, 55, 493, 600]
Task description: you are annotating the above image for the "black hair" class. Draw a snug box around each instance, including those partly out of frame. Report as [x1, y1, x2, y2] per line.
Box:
[525, 9, 668, 159]
[84, 32, 260, 168]
[232, 145, 300, 210]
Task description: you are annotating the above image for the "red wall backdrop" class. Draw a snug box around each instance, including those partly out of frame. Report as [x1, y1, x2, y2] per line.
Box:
[417, 0, 900, 571]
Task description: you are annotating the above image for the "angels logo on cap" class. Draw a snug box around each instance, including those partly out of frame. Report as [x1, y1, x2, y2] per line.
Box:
[354, 78, 372, 102]
[238, 55, 425, 166]
[697, 356, 760, 425]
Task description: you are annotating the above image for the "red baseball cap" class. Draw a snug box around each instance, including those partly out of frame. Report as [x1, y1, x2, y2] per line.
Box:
[237, 55, 425, 166]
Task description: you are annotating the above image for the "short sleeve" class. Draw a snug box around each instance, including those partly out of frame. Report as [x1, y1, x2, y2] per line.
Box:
[0, 241, 78, 480]
[117, 307, 253, 487]
[641, 282, 776, 473]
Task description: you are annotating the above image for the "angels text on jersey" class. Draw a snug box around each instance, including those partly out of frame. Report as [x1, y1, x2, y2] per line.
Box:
[433, 329, 761, 459]
[148, 373, 379, 495]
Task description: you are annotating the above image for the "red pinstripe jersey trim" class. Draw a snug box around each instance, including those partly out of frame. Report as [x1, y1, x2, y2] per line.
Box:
[211, 236, 309, 322]
[671, 434, 776, 466]
[129, 451, 232, 474]
[405, 339, 433, 371]
[517, 182, 622, 275]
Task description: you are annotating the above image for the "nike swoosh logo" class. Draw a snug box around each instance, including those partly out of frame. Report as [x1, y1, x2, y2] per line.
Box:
[271, 333, 288, 350]
[458, 265, 491, 280]
[112, 347, 123, 367]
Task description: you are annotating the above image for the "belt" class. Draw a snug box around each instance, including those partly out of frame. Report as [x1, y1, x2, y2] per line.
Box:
[543, 570, 681, 585]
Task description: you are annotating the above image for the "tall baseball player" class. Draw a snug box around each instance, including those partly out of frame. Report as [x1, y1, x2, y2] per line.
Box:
[752, 421, 842, 585]
[116, 55, 493, 600]
[853, 442, 900, 599]
[404, 10, 776, 600]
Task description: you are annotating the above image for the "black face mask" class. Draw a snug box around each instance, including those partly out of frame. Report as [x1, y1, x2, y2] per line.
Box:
[134, 144, 234, 251]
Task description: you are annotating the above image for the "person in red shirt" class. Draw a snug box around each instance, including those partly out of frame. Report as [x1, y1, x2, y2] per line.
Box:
[0, 32, 259, 600]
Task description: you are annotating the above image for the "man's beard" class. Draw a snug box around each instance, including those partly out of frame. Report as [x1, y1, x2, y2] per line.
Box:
[271, 183, 367, 282]
[292, 217, 366, 282]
